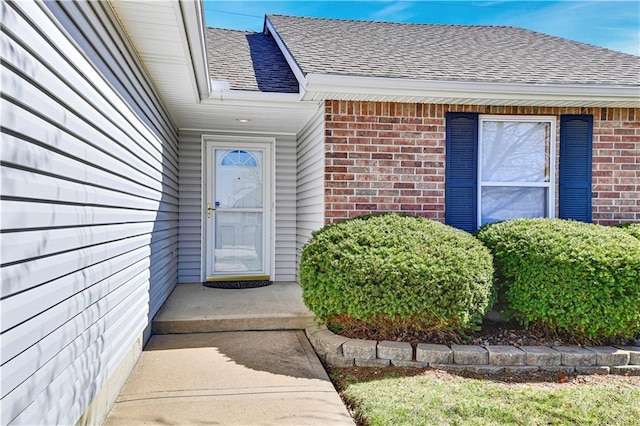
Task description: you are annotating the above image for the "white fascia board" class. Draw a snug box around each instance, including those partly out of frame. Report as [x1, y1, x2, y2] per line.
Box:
[263, 17, 306, 92]
[179, 0, 211, 97]
[303, 74, 640, 107]
[204, 90, 319, 109]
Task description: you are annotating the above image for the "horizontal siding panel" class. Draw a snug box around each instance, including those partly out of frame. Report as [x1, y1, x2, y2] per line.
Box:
[23, 2, 176, 149]
[51, 307, 146, 426]
[2, 257, 150, 362]
[4, 1, 178, 174]
[177, 131, 202, 283]
[2, 265, 150, 397]
[0, 220, 177, 268]
[0, 46, 166, 183]
[297, 165, 323, 182]
[1, 200, 175, 231]
[274, 134, 297, 280]
[148, 262, 178, 318]
[6, 288, 149, 425]
[1, 70, 168, 193]
[1, 166, 169, 211]
[296, 106, 325, 276]
[66, 1, 178, 150]
[55, 303, 147, 426]
[2, 233, 155, 298]
[178, 240, 201, 249]
[1, 1, 179, 424]
[2, 131, 162, 202]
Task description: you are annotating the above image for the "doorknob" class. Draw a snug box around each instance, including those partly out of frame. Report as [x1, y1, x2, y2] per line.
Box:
[207, 203, 214, 218]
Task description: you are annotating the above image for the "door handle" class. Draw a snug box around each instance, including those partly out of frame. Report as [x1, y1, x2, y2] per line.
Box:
[207, 203, 215, 218]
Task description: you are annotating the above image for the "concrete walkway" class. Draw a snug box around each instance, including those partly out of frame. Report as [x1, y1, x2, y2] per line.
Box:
[105, 331, 354, 425]
[105, 284, 352, 424]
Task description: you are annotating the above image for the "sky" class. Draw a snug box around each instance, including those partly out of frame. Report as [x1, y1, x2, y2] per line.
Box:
[203, 0, 640, 56]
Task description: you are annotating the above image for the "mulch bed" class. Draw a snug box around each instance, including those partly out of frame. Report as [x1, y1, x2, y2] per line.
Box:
[330, 317, 640, 348]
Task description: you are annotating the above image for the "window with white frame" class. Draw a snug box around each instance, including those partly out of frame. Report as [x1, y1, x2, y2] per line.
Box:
[478, 116, 556, 226]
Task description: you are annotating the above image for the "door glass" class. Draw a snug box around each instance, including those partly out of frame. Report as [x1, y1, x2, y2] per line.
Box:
[215, 150, 263, 209]
[213, 149, 264, 273]
[215, 212, 263, 272]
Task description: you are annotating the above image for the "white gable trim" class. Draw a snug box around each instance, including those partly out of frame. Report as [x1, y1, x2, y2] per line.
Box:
[264, 16, 307, 97]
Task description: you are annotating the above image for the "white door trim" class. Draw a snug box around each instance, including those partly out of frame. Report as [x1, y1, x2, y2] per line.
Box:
[200, 135, 275, 281]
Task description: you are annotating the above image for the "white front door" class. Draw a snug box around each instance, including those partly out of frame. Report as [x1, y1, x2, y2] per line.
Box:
[205, 140, 272, 280]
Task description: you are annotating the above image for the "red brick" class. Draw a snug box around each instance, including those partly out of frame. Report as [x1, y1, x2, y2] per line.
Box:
[400, 204, 421, 210]
[621, 136, 640, 142]
[372, 153, 393, 160]
[614, 156, 635, 164]
[356, 203, 378, 210]
[330, 174, 355, 181]
[324, 101, 639, 225]
[614, 128, 636, 135]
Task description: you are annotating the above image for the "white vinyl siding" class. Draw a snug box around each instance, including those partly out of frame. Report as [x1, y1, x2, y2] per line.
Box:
[178, 130, 206, 283]
[1, 1, 178, 425]
[178, 130, 297, 282]
[296, 105, 326, 277]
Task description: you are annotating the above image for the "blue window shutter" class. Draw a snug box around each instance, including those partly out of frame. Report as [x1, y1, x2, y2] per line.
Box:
[445, 112, 479, 232]
[559, 115, 593, 222]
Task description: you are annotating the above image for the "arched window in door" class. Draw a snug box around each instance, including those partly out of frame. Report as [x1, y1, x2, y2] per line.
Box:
[220, 150, 258, 167]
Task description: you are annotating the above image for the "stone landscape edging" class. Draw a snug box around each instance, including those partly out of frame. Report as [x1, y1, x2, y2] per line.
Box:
[306, 326, 640, 376]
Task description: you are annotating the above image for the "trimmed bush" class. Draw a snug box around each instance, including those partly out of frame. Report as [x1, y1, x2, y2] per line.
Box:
[477, 218, 640, 339]
[300, 213, 494, 331]
[615, 222, 640, 240]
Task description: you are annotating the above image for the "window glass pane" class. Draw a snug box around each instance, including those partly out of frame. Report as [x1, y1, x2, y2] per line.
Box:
[481, 121, 550, 182]
[221, 150, 258, 167]
[214, 212, 263, 272]
[481, 187, 547, 225]
[215, 150, 263, 208]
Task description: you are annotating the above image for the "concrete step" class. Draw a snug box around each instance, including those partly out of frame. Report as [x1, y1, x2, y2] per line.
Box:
[152, 282, 316, 334]
[153, 314, 316, 334]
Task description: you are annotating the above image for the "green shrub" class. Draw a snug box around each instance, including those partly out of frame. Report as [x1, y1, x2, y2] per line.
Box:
[477, 218, 640, 339]
[615, 222, 640, 240]
[299, 213, 494, 331]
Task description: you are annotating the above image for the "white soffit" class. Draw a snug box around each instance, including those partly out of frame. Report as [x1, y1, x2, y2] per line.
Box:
[302, 74, 640, 107]
[109, 1, 319, 134]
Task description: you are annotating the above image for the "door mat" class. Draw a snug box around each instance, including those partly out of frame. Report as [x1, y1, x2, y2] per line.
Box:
[203, 280, 272, 289]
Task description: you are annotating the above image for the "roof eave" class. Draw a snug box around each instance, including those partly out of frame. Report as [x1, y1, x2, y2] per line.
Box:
[204, 89, 312, 107]
[179, 0, 211, 97]
[302, 74, 640, 108]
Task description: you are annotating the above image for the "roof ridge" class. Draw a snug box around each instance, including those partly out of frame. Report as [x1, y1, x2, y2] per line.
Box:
[266, 14, 516, 30]
[205, 26, 258, 35]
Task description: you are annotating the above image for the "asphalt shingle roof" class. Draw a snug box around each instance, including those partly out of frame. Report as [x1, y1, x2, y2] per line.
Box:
[267, 15, 640, 86]
[206, 27, 299, 92]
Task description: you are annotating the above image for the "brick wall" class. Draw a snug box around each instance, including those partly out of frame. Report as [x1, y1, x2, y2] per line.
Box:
[324, 101, 639, 225]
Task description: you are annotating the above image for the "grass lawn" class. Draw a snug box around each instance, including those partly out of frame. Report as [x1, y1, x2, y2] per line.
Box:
[331, 367, 640, 426]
